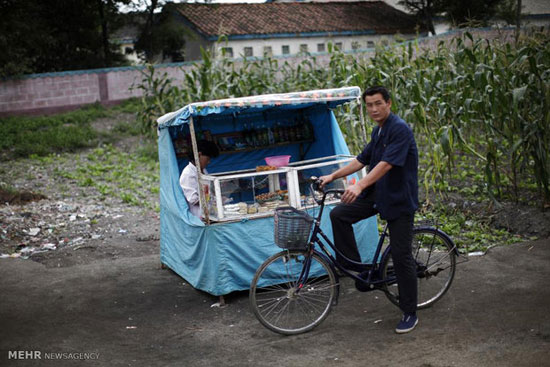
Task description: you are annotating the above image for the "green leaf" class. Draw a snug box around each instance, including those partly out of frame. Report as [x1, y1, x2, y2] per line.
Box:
[512, 86, 528, 106]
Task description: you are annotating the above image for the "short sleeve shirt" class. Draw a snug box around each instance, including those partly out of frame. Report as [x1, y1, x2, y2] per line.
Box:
[356, 113, 419, 220]
[179, 163, 201, 217]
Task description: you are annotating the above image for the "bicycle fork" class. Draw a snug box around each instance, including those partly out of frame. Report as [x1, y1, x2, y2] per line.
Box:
[295, 249, 314, 293]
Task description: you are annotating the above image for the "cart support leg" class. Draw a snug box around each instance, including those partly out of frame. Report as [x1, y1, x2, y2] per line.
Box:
[219, 295, 226, 307]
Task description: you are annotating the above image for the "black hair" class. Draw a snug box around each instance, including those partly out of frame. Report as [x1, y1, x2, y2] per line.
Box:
[188, 140, 219, 163]
[362, 86, 391, 103]
[197, 140, 219, 158]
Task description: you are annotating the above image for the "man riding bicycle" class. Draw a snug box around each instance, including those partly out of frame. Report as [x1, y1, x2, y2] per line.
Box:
[319, 85, 419, 334]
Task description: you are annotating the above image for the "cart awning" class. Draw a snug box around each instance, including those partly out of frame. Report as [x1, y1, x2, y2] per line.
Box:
[157, 86, 361, 129]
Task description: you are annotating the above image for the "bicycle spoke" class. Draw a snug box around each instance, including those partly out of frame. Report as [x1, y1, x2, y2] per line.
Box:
[383, 228, 456, 310]
[250, 251, 337, 335]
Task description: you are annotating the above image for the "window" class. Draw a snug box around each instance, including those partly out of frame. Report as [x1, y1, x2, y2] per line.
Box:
[222, 47, 233, 58]
[263, 46, 272, 57]
[351, 41, 361, 50]
[317, 43, 325, 52]
[335, 42, 343, 50]
[244, 47, 253, 57]
[282, 45, 290, 55]
[367, 41, 375, 48]
[299, 44, 308, 53]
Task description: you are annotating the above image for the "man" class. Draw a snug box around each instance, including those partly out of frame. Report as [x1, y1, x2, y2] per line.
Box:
[319, 86, 419, 334]
[179, 140, 219, 218]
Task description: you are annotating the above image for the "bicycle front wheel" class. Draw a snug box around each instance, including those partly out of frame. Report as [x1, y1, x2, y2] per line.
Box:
[382, 227, 457, 309]
[249, 250, 338, 335]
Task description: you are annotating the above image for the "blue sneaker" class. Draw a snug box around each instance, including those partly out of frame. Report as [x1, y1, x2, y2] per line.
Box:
[395, 313, 418, 334]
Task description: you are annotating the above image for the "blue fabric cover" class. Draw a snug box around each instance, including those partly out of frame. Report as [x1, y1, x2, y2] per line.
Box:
[158, 88, 378, 296]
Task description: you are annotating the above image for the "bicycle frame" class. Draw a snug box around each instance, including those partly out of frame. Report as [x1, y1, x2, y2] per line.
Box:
[295, 187, 396, 294]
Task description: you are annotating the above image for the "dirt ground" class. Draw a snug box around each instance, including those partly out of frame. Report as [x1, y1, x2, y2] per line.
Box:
[0, 113, 160, 267]
[1, 112, 549, 366]
[0, 238, 549, 366]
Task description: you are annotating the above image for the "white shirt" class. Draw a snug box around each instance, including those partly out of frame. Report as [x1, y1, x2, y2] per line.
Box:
[179, 163, 201, 217]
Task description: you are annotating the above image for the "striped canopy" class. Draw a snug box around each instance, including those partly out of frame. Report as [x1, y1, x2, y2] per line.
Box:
[157, 86, 361, 129]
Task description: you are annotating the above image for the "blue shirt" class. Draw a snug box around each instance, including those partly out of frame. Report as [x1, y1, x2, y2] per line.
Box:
[356, 113, 419, 220]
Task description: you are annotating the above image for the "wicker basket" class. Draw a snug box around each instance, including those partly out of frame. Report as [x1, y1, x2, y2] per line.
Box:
[274, 207, 313, 250]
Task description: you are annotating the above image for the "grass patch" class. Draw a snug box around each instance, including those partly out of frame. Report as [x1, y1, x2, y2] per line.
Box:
[54, 144, 159, 211]
[0, 100, 141, 161]
[0, 103, 109, 160]
[416, 203, 525, 254]
[110, 98, 141, 114]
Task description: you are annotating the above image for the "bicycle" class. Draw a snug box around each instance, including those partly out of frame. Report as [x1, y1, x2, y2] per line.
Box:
[249, 177, 458, 335]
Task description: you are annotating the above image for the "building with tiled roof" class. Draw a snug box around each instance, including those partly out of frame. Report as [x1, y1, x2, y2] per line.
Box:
[169, 1, 426, 61]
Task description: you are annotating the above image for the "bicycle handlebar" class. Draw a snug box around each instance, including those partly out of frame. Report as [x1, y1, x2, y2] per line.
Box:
[309, 176, 344, 206]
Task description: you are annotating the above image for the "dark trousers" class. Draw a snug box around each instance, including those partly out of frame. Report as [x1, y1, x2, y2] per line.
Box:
[329, 193, 417, 314]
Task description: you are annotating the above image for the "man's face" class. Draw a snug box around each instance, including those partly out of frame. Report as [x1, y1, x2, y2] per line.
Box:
[364, 93, 392, 125]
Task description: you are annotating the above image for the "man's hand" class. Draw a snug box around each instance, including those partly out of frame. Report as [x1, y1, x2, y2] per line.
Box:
[341, 184, 363, 204]
[318, 174, 333, 189]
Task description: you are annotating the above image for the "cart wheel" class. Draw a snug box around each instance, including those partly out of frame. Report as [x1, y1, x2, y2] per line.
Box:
[160, 262, 167, 269]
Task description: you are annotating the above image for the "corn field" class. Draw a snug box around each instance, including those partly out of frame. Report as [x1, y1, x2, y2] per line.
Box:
[136, 29, 550, 208]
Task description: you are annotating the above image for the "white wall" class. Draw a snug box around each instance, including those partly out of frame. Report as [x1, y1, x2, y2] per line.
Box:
[117, 42, 141, 64]
[216, 33, 418, 59]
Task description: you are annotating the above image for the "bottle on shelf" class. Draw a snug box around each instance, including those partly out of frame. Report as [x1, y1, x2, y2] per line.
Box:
[251, 125, 259, 147]
[256, 126, 264, 146]
[273, 123, 280, 143]
[281, 122, 289, 142]
[262, 125, 269, 146]
[302, 120, 311, 140]
[242, 123, 250, 147]
[296, 122, 303, 141]
[289, 123, 296, 142]
[267, 126, 275, 145]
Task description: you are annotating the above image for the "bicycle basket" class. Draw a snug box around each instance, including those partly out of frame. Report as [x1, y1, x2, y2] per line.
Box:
[274, 207, 314, 250]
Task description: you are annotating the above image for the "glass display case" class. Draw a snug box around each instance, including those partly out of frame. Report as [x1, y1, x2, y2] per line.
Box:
[200, 155, 367, 222]
[287, 155, 368, 209]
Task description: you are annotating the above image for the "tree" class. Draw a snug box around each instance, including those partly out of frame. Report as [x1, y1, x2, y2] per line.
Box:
[0, 1, 54, 77]
[515, 0, 522, 41]
[133, 2, 187, 62]
[398, 0, 444, 35]
[491, 0, 524, 41]
[97, 0, 128, 67]
[399, 0, 519, 35]
[440, 0, 504, 27]
[0, 0, 128, 78]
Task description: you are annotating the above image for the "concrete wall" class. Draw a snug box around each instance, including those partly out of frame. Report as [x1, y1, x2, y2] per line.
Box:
[0, 65, 194, 116]
[0, 27, 529, 117]
[0, 73, 103, 116]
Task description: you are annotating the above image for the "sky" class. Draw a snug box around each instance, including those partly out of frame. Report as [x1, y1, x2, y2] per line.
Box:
[119, 0, 265, 12]
[119, 0, 550, 14]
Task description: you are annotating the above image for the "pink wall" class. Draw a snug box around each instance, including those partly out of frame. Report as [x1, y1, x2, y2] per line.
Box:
[0, 73, 103, 115]
[0, 63, 197, 116]
[0, 28, 516, 117]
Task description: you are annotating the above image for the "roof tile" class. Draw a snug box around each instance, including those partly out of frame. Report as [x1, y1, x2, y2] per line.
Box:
[174, 1, 422, 37]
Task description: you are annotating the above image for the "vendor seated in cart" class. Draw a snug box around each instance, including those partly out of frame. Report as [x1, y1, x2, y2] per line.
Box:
[179, 140, 219, 218]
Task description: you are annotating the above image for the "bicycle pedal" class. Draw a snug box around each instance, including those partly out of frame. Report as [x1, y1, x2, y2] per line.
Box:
[355, 280, 376, 292]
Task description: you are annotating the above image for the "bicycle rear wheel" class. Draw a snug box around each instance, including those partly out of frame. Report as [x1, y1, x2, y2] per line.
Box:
[382, 227, 456, 309]
[249, 250, 337, 335]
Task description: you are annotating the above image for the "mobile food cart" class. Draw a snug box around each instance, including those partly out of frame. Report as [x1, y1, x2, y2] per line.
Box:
[157, 87, 378, 296]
